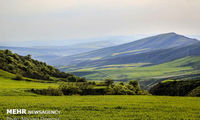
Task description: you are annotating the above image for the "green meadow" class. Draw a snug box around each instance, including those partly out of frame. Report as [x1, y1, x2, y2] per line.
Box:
[0, 69, 58, 96]
[71, 57, 200, 86]
[0, 96, 200, 119]
[0, 69, 200, 119]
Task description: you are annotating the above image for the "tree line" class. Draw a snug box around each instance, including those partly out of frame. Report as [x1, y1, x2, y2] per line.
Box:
[0, 50, 85, 82]
[30, 79, 149, 96]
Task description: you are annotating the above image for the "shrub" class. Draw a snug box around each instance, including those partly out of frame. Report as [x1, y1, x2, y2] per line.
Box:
[104, 79, 113, 87]
[30, 87, 63, 96]
[188, 86, 200, 97]
[14, 74, 23, 80]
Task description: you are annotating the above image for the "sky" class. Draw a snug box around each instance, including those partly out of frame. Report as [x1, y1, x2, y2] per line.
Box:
[0, 0, 200, 46]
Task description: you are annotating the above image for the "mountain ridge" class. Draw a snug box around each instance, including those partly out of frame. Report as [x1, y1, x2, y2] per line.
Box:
[50, 32, 200, 66]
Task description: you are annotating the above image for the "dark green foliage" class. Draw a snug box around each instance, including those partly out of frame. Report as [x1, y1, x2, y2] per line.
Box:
[188, 86, 200, 97]
[150, 80, 200, 96]
[129, 80, 139, 88]
[59, 82, 94, 95]
[31, 81, 148, 96]
[67, 75, 78, 82]
[104, 79, 114, 87]
[107, 81, 147, 95]
[14, 74, 23, 80]
[0, 50, 80, 82]
[88, 81, 96, 85]
[30, 87, 63, 96]
[77, 77, 87, 82]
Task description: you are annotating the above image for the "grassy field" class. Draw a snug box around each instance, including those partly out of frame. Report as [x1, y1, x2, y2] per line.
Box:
[0, 64, 200, 119]
[0, 69, 58, 96]
[0, 96, 200, 119]
[71, 57, 200, 84]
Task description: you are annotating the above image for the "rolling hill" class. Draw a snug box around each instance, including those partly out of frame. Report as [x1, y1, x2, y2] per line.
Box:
[57, 33, 200, 89]
[0, 50, 85, 82]
[50, 32, 199, 66]
[68, 56, 200, 89]
[73, 42, 200, 68]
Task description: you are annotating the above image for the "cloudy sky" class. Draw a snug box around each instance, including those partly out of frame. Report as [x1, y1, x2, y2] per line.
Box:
[0, 0, 200, 46]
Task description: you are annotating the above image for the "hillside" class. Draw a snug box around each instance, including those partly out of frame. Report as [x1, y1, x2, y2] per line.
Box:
[73, 42, 200, 68]
[0, 69, 58, 96]
[67, 56, 200, 89]
[50, 32, 199, 66]
[150, 80, 200, 96]
[0, 50, 84, 82]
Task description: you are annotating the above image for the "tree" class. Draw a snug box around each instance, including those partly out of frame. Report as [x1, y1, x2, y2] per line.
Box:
[128, 80, 141, 93]
[27, 54, 32, 59]
[129, 80, 139, 87]
[119, 81, 125, 86]
[104, 79, 113, 87]
[77, 77, 87, 82]
[67, 76, 78, 82]
[14, 74, 23, 80]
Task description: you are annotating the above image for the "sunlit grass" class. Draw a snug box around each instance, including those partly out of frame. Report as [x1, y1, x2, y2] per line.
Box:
[0, 95, 199, 119]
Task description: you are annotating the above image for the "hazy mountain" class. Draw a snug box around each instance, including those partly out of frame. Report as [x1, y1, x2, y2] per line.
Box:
[74, 42, 200, 68]
[0, 40, 118, 62]
[50, 32, 199, 66]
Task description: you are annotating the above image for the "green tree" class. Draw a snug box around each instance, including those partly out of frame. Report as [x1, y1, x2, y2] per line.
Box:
[14, 74, 23, 80]
[104, 79, 113, 87]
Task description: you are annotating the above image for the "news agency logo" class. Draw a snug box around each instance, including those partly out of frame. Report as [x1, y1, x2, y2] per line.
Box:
[7, 109, 61, 115]
[7, 109, 26, 114]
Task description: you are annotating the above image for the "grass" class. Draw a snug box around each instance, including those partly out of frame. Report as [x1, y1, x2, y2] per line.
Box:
[0, 69, 58, 96]
[112, 48, 149, 56]
[71, 57, 200, 83]
[0, 67, 200, 119]
[0, 95, 200, 119]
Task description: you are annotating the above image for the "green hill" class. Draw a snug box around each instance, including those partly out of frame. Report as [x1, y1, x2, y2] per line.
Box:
[0, 69, 58, 96]
[0, 50, 84, 82]
[150, 79, 200, 96]
[50, 32, 199, 66]
[68, 56, 200, 89]
[71, 42, 200, 68]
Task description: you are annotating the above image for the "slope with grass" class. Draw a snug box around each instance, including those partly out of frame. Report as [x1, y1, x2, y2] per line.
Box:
[150, 79, 200, 96]
[0, 69, 58, 96]
[69, 56, 200, 89]
[0, 70, 199, 119]
[0, 50, 88, 83]
[0, 96, 200, 119]
[0, 54, 199, 119]
[51, 32, 199, 66]
[71, 42, 200, 68]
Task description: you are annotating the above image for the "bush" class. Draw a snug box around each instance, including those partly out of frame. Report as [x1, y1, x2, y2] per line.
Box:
[14, 74, 23, 80]
[59, 82, 94, 95]
[104, 79, 113, 87]
[30, 87, 63, 96]
[188, 86, 200, 97]
[107, 82, 145, 95]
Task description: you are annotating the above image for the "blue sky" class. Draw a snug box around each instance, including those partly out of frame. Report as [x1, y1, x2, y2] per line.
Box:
[0, 0, 200, 46]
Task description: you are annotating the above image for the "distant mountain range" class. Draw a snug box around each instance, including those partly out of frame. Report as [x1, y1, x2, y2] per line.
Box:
[50, 32, 199, 66]
[0, 40, 119, 62]
[74, 43, 200, 68]
[1, 32, 200, 89]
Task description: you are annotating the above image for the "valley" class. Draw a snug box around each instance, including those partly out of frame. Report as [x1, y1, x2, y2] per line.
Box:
[0, 33, 200, 119]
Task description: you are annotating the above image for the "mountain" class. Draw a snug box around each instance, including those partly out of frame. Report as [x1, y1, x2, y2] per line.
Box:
[67, 56, 200, 90]
[74, 42, 200, 68]
[0, 40, 118, 63]
[50, 32, 199, 66]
